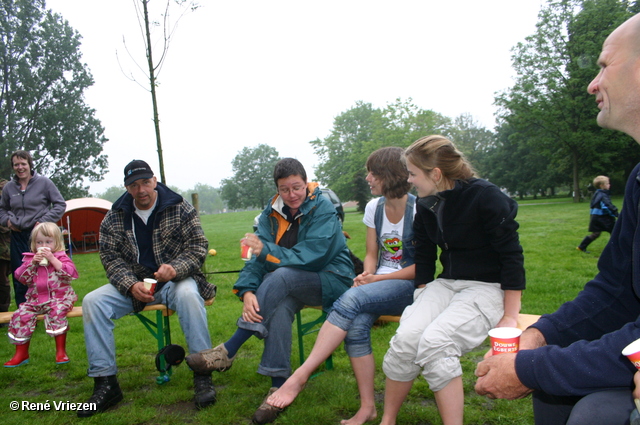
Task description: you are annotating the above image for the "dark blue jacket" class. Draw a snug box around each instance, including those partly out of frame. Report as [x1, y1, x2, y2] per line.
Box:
[516, 164, 640, 396]
[589, 189, 618, 233]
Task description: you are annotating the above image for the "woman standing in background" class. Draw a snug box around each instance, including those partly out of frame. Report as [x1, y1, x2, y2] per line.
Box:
[0, 151, 66, 307]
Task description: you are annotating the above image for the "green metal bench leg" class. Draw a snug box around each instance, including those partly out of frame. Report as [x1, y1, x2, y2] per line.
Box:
[135, 310, 173, 384]
[295, 310, 333, 372]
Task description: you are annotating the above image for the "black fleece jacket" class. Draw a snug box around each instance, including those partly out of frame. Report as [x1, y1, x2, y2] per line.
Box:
[413, 178, 525, 291]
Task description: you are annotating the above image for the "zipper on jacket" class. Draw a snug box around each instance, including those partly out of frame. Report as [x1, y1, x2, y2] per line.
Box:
[427, 197, 448, 251]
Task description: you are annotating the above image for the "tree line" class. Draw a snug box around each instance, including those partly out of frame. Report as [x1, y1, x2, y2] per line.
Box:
[311, 0, 640, 208]
[221, 0, 640, 211]
[487, 0, 640, 202]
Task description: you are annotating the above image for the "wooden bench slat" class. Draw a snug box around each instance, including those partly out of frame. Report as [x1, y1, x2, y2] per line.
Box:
[0, 297, 215, 324]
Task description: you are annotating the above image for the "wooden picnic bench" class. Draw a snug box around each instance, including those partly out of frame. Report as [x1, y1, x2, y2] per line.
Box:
[0, 297, 215, 384]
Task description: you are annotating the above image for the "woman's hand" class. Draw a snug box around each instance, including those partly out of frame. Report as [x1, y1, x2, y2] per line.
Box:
[242, 291, 263, 323]
[353, 271, 377, 287]
[242, 233, 264, 258]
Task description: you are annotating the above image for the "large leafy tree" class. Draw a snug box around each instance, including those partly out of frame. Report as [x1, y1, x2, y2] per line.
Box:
[484, 122, 564, 198]
[312, 99, 454, 211]
[447, 113, 495, 177]
[312, 101, 383, 212]
[220, 144, 280, 210]
[493, 0, 634, 201]
[0, 0, 108, 199]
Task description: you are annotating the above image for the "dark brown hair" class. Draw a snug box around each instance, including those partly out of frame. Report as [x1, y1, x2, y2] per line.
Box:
[273, 158, 307, 186]
[366, 147, 411, 199]
[11, 150, 34, 171]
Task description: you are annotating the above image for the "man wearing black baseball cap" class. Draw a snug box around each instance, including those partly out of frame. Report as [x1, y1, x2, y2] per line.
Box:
[78, 159, 217, 416]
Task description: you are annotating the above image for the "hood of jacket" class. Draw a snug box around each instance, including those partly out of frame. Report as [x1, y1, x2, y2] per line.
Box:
[267, 181, 321, 219]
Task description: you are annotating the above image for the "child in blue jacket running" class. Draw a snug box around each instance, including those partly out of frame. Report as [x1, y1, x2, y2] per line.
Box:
[577, 175, 618, 253]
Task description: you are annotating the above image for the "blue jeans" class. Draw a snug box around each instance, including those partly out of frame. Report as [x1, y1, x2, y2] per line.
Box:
[533, 389, 635, 425]
[328, 279, 414, 358]
[236, 267, 323, 378]
[82, 277, 211, 377]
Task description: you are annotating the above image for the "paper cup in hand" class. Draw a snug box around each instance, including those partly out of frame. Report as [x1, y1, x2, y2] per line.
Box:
[143, 278, 157, 294]
[489, 327, 522, 354]
[622, 339, 640, 369]
[37, 247, 49, 266]
[241, 242, 253, 261]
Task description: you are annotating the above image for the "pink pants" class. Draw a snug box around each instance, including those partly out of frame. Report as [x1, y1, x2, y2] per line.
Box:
[8, 299, 75, 344]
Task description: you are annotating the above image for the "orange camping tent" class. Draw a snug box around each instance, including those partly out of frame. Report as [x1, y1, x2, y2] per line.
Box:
[57, 198, 112, 253]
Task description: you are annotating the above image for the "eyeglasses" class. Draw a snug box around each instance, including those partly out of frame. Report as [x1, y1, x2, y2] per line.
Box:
[277, 186, 306, 195]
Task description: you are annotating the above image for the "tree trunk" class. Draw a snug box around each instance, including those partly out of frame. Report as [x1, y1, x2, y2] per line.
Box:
[142, 0, 166, 184]
[572, 149, 580, 203]
[191, 193, 199, 216]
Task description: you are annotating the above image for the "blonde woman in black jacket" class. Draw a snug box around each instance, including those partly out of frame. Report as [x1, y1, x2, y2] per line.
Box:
[379, 135, 525, 425]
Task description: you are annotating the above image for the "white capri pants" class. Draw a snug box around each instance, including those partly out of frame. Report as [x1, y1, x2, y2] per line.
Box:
[382, 278, 504, 392]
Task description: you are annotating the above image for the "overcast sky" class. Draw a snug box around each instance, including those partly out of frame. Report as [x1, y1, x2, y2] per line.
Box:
[44, 0, 544, 195]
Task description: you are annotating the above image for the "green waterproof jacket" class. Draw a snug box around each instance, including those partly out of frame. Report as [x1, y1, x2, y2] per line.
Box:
[233, 182, 354, 312]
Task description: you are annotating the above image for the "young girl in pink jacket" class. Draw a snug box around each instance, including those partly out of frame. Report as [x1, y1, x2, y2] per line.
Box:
[5, 222, 78, 367]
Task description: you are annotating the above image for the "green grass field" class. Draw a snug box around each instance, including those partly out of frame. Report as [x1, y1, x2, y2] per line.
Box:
[0, 197, 613, 425]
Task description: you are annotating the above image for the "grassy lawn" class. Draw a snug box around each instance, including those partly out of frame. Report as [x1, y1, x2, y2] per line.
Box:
[0, 196, 614, 425]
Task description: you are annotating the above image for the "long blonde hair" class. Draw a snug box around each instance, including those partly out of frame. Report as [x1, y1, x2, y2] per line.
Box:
[404, 135, 475, 188]
[30, 222, 65, 253]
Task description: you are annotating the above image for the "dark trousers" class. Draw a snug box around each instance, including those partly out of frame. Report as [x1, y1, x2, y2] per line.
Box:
[0, 259, 10, 311]
[533, 389, 635, 425]
[10, 229, 31, 307]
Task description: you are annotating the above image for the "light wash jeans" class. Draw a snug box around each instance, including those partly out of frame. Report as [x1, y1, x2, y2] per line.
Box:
[328, 279, 415, 358]
[83, 277, 211, 377]
[236, 267, 323, 378]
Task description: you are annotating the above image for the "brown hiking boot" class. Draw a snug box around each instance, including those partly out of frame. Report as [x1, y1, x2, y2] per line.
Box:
[185, 343, 236, 374]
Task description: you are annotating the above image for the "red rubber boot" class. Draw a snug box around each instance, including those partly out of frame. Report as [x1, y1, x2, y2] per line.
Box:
[55, 333, 69, 364]
[4, 341, 30, 367]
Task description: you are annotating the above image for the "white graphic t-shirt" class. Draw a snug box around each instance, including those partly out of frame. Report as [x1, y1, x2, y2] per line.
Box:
[363, 198, 407, 275]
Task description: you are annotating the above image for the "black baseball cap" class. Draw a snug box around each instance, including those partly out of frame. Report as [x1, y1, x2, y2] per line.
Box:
[124, 160, 154, 186]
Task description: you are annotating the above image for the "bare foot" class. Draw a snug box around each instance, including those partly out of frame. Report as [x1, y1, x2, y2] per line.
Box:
[340, 406, 377, 425]
[266, 376, 306, 409]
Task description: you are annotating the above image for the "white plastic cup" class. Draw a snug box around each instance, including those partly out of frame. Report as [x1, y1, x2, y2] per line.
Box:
[622, 338, 640, 370]
[143, 278, 157, 294]
[37, 247, 49, 266]
[489, 327, 522, 354]
[241, 242, 253, 261]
